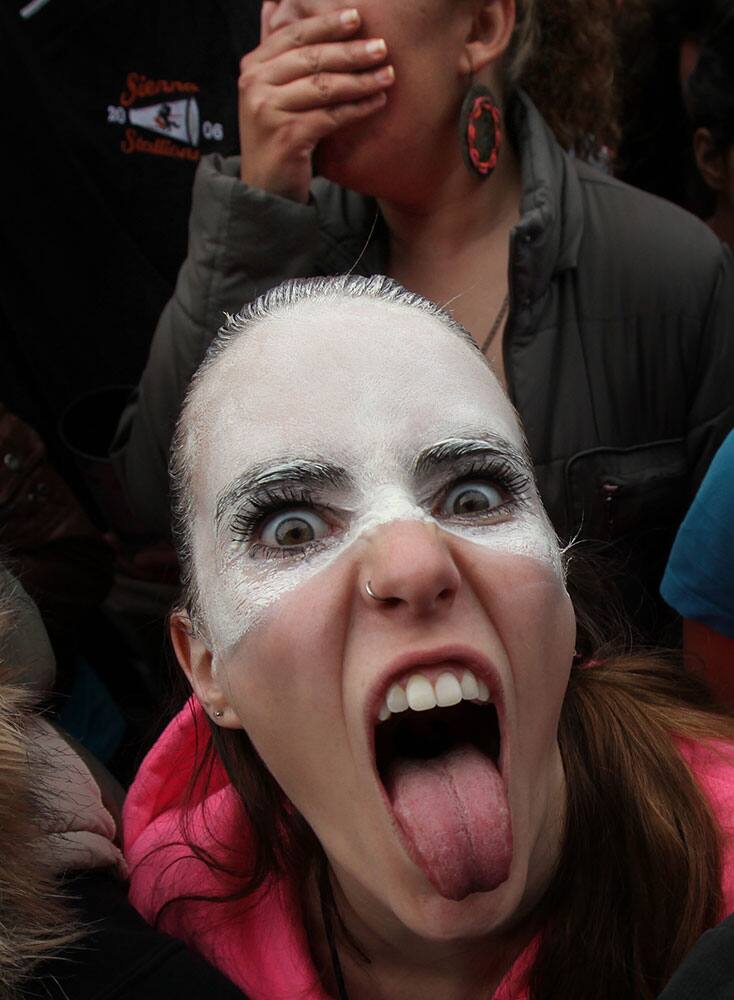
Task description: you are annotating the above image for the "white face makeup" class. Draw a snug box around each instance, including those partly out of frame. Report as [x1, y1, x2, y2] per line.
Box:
[182, 292, 575, 946]
[186, 299, 561, 654]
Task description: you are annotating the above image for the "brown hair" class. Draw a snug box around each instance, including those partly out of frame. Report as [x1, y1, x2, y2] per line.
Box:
[532, 652, 733, 999]
[508, 0, 622, 157]
[0, 674, 82, 997]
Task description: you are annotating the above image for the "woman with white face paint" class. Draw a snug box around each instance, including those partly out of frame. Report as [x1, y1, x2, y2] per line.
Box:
[113, 0, 734, 642]
[124, 276, 734, 1000]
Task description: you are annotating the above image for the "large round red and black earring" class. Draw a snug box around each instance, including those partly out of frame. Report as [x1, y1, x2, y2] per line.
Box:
[459, 82, 503, 179]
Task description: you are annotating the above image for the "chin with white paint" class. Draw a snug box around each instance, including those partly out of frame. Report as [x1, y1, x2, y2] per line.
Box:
[180, 293, 576, 945]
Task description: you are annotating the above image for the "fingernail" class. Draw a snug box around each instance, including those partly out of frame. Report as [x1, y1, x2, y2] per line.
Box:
[340, 8, 359, 25]
[366, 38, 387, 56]
[374, 65, 395, 83]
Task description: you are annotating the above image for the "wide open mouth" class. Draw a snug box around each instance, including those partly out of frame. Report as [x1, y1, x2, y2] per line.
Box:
[375, 700, 501, 783]
[373, 697, 510, 900]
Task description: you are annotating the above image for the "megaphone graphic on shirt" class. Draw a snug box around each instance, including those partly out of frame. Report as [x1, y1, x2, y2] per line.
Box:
[128, 97, 200, 146]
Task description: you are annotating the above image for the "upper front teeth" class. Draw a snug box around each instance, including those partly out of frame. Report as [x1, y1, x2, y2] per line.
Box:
[377, 669, 490, 723]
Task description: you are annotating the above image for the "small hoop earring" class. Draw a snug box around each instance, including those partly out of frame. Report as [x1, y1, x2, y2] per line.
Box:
[365, 580, 390, 602]
[459, 82, 502, 179]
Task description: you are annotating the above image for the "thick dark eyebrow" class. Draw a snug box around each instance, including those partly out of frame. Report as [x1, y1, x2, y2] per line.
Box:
[214, 459, 351, 534]
[413, 434, 532, 480]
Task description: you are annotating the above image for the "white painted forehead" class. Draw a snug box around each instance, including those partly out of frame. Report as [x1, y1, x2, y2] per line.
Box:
[191, 295, 525, 470]
[184, 296, 559, 652]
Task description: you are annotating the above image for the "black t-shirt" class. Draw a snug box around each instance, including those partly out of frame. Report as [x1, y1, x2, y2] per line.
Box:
[20, 871, 250, 999]
[0, 0, 259, 468]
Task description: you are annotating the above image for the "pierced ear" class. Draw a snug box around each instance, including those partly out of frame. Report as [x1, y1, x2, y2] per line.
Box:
[169, 613, 242, 729]
[461, 0, 516, 78]
[694, 128, 726, 193]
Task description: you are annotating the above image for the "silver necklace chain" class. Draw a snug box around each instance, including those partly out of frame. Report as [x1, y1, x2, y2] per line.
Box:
[480, 292, 510, 354]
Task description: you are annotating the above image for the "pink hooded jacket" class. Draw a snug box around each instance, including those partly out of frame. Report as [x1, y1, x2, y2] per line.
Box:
[123, 698, 734, 1000]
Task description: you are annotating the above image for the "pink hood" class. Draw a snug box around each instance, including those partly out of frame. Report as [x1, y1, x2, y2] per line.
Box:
[123, 698, 734, 999]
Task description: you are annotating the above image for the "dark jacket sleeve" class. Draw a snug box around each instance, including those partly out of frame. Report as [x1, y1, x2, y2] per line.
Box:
[656, 912, 734, 1000]
[111, 154, 323, 536]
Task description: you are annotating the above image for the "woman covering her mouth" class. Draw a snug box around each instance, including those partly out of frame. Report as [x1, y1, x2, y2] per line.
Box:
[113, 0, 734, 639]
[125, 276, 734, 1000]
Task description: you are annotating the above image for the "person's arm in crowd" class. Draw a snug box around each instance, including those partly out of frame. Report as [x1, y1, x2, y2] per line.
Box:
[662, 431, 734, 705]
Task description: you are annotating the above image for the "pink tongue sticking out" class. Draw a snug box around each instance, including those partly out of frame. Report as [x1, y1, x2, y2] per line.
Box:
[385, 743, 512, 901]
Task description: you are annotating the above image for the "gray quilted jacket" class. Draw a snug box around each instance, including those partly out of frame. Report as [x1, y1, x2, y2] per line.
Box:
[113, 93, 734, 631]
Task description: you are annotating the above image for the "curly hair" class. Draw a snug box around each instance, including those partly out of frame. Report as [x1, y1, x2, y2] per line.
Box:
[508, 0, 626, 158]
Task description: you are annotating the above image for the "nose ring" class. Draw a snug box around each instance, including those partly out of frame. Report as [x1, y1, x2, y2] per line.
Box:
[365, 580, 390, 602]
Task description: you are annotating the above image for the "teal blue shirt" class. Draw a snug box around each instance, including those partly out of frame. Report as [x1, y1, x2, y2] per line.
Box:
[661, 430, 734, 638]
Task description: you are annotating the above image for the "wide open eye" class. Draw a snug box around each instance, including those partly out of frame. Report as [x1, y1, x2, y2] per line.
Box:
[259, 507, 330, 548]
[440, 481, 504, 518]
